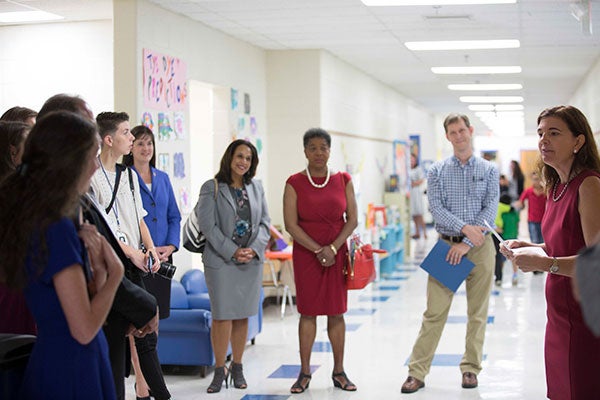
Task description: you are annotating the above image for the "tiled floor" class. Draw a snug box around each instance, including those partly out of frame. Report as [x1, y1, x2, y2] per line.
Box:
[126, 234, 549, 399]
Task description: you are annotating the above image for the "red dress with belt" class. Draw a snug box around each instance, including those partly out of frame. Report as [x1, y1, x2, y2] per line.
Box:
[286, 171, 350, 316]
[542, 169, 600, 399]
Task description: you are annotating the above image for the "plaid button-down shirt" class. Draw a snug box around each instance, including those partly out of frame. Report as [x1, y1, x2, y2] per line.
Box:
[427, 155, 499, 247]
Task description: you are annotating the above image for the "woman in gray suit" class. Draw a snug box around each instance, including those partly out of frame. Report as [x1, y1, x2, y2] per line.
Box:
[197, 139, 270, 393]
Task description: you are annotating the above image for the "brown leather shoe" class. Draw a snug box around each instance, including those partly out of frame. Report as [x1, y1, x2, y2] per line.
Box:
[462, 372, 478, 389]
[401, 376, 425, 393]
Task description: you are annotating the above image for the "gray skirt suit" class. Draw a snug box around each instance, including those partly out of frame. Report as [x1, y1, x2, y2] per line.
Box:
[195, 178, 270, 320]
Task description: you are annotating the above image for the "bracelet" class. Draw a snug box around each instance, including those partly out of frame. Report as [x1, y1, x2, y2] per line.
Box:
[314, 247, 324, 254]
[329, 244, 337, 256]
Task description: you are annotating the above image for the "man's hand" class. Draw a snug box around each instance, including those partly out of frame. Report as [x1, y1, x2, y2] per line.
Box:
[446, 242, 470, 265]
[462, 224, 487, 247]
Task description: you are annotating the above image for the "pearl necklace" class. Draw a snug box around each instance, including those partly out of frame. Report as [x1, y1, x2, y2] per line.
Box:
[552, 175, 574, 202]
[306, 166, 330, 188]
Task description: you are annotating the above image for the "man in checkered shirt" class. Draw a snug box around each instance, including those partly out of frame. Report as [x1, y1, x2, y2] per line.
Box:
[402, 113, 499, 394]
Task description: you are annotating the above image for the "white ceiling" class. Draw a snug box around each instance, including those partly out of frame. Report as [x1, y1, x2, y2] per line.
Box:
[3, 0, 600, 135]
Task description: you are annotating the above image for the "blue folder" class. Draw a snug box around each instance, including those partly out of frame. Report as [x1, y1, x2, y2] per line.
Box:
[420, 240, 475, 292]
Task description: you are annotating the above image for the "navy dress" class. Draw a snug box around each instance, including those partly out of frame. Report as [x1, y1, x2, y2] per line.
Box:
[21, 218, 116, 400]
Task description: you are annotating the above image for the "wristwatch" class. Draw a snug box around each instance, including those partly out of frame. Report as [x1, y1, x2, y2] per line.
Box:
[549, 257, 559, 274]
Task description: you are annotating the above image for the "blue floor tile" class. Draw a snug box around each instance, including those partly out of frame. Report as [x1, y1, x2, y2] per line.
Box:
[346, 323, 362, 331]
[376, 285, 400, 291]
[446, 315, 495, 324]
[456, 290, 500, 296]
[312, 341, 332, 352]
[358, 295, 390, 302]
[268, 364, 320, 378]
[345, 308, 377, 316]
[404, 354, 487, 366]
[383, 276, 408, 281]
[241, 395, 291, 400]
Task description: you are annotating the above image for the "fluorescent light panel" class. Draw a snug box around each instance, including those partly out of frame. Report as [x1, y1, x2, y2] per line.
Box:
[362, 0, 516, 5]
[449, 83, 522, 91]
[468, 104, 524, 111]
[432, 66, 522, 74]
[460, 96, 523, 103]
[0, 10, 63, 23]
[406, 40, 519, 51]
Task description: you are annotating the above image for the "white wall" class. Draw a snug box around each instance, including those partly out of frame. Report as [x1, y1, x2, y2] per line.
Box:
[570, 55, 600, 133]
[0, 20, 113, 115]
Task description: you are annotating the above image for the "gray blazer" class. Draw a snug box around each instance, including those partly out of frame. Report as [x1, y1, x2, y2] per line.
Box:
[196, 178, 270, 268]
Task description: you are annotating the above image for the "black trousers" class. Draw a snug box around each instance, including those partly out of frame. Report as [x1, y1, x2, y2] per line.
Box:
[133, 332, 170, 400]
[492, 235, 505, 281]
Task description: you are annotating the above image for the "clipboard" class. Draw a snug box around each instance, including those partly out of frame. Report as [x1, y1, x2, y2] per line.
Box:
[420, 239, 475, 292]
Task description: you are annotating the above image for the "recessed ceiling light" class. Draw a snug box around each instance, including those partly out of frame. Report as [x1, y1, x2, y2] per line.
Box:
[432, 66, 522, 74]
[0, 10, 63, 23]
[460, 96, 523, 103]
[448, 83, 522, 91]
[468, 104, 524, 111]
[406, 40, 519, 51]
[362, 0, 516, 5]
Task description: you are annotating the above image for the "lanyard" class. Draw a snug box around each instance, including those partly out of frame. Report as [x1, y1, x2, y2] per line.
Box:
[99, 157, 122, 228]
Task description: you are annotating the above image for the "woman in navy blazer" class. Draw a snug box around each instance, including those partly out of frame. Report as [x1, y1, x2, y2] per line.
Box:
[195, 139, 270, 393]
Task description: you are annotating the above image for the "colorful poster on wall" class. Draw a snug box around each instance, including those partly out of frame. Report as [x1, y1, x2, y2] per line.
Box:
[173, 152, 185, 178]
[173, 112, 185, 140]
[157, 112, 174, 141]
[393, 140, 410, 193]
[143, 48, 188, 110]
[409, 134, 421, 164]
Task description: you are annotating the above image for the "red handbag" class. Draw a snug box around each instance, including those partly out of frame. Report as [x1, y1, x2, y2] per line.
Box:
[345, 236, 386, 290]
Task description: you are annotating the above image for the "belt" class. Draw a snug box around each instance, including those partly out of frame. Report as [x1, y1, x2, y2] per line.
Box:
[440, 234, 465, 243]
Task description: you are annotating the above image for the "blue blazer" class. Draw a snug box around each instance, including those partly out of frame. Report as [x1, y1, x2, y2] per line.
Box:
[196, 178, 270, 268]
[132, 166, 181, 249]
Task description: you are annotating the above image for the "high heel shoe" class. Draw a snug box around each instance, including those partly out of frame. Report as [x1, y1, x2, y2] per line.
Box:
[206, 366, 229, 393]
[332, 371, 357, 391]
[229, 361, 247, 389]
[290, 372, 311, 394]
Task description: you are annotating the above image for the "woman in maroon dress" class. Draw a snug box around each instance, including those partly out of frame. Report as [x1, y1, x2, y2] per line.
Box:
[283, 128, 358, 394]
[503, 106, 600, 399]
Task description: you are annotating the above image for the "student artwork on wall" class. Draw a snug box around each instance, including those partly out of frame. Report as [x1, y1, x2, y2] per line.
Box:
[173, 152, 185, 178]
[141, 112, 154, 130]
[143, 48, 188, 110]
[157, 112, 174, 141]
[393, 140, 411, 193]
[173, 112, 185, 140]
[157, 153, 170, 174]
[230, 87, 263, 155]
[409, 134, 421, 162]
[178, 187, 191, 214]
[231, 88, 239, 111]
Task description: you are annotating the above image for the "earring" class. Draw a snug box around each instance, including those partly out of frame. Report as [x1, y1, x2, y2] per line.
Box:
[574, 148, 578, 154]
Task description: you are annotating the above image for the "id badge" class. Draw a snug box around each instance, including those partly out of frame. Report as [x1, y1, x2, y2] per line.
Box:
[116, 229, 129, 245]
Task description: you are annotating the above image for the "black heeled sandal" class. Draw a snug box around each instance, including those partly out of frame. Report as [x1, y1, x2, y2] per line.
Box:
[207, 366, 229, 393]
[229, 361, 247, 389]
[290, 372, 312, 394]
[332, 371, 357, 391]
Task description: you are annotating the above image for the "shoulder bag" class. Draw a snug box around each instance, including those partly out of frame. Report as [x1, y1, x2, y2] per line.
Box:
[182, 178, 218, 253]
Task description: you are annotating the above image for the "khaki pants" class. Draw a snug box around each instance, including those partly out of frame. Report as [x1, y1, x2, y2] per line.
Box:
[408, 235, 495, 381]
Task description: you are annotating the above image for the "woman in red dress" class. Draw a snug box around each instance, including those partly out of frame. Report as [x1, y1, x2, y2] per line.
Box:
[503, 106, 600, 399]
[283, 128, 358, 394]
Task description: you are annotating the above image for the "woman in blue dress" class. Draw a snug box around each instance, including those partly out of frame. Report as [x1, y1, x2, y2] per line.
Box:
[0, 111, 124, 399]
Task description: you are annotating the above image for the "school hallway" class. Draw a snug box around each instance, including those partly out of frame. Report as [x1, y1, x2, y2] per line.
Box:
[127, 233, 549, 400]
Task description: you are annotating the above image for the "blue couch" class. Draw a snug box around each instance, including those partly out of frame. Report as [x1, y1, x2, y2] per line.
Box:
[157, 269, 263, 376]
